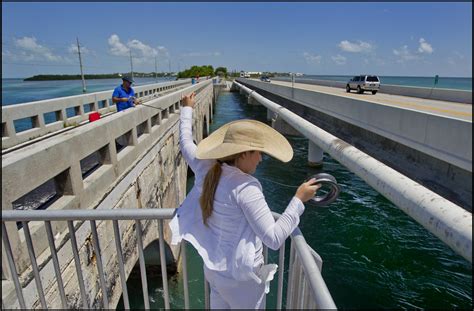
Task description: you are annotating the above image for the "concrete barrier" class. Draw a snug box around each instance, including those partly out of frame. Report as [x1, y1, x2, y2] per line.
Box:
[272, 77, 472, 104]
[2, 79, 192, 149]
[237, 78, 472, 173]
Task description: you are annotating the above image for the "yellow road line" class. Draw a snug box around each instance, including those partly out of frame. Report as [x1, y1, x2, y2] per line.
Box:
[371, 98, 472, 117]
[283, 82, 473, 118]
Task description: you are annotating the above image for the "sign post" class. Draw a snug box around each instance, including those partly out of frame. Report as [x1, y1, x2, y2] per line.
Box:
[428, 74, 439, 98]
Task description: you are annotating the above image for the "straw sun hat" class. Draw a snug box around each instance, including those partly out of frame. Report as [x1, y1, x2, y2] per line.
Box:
[196, 119, 293, 162]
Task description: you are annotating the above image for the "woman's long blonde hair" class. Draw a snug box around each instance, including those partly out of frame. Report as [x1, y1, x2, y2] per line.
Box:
[200, 153, 243, 226]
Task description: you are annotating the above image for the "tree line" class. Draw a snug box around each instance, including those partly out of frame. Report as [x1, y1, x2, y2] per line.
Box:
[177, 65, 228, 79]
[23, 72, 174, 81]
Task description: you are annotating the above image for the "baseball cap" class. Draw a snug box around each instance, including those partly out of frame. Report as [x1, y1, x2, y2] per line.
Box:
[122, 75, 135, 84]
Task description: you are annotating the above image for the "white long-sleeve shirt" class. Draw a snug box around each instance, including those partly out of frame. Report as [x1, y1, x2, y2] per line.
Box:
[169, 106, 305, 283]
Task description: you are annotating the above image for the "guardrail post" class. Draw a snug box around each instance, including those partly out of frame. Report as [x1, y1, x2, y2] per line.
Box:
[105, 142, 119, 179]
[36, 114, 46, 130]
[1, 198, 22, 280]
[59, 109, 68, 123]
[78, 104, 85, 117]
[308, 141, 324, 168]
[63, 163, 84, 196]
[3, 119, 16, 139]
[131, 127, 139, 146]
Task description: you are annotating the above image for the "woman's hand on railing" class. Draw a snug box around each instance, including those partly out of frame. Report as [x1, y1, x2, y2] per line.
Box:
[182, 92, 196, 108]
[295, 178, 321, 203]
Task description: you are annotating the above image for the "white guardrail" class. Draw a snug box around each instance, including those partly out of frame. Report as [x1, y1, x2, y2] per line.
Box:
[235, 81, 472, 263]
[1, 208, 335, 309]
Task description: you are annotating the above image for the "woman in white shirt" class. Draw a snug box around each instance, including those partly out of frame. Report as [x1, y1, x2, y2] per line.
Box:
[169, 92, 320, 309]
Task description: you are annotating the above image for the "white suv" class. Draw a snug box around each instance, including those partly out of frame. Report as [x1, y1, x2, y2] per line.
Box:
[346, 75, 380, 94]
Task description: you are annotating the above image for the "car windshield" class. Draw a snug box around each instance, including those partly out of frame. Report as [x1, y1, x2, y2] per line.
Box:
[367, 76, 379, 82]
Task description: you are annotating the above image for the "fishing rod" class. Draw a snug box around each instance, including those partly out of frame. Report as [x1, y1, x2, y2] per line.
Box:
[139, 102, 164, 111]
[129, 96, 167, 111]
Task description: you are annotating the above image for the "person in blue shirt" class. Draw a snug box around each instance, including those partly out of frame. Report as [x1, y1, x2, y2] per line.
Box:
[112, 75, 141, 112]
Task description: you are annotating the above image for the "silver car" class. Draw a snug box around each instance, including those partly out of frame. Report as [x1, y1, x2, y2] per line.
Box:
[346, 75, 380, 94]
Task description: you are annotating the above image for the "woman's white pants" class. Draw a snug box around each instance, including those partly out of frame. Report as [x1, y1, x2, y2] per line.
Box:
[203, 266, 267, 309]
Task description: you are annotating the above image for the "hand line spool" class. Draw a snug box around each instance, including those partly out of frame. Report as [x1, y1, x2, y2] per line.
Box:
[306, 173, 341, 207]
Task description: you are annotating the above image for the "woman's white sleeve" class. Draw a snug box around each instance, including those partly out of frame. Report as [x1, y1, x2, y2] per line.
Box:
[179, 106, 213, 174]
[237, 183, 305, 250]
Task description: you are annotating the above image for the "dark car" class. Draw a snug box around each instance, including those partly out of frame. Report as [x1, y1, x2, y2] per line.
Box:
[260, 76, 271, 82]
[346, 75, 380, 94]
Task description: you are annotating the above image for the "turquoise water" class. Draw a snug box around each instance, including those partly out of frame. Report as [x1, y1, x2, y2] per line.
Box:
[1, 77, 175, 106]
[277, 75, 472, 91]
[118, 91, 471, 310]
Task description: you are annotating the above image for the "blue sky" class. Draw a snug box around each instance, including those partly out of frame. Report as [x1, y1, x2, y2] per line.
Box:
[2, 2, 472, 78]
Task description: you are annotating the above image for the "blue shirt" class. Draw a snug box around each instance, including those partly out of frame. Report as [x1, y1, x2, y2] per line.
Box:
[112, 85, 135, 112]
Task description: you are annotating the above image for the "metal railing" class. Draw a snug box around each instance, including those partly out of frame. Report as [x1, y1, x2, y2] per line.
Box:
[1, 208, 335, 309]
[234, 81, 472, 263]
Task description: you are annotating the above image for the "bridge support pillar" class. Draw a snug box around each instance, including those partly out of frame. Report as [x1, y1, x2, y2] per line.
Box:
[239, 88, 245, 96]
[271, 115, 301, 137]
[267, 108, 276, 121]
[229, 82, 239, 92]
[308, 141, 324, 168]
[247, 95, 260, 106]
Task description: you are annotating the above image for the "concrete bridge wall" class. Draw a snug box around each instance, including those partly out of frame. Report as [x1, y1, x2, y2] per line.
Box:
[2, 80, 216, 308]
[236, 78, 472, 210]
[2, 79, 191, 150]
[272, 77, 472, 104]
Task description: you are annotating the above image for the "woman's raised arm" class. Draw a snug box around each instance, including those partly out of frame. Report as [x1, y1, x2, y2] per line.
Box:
[179, 92, 213, 174]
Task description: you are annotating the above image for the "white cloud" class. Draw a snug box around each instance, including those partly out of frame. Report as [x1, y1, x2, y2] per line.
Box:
[393, 45, 420, 62]
[108, 34, 130, 56]
[181, 51, 221, 57]
[453, 51, 464, 59]
[68, 43, 91, 55]
[331, 54, 347, 65]
[2, 50, 13, 58]
[303, 52, 322, 64]
[393, 38, 433, 63]
[418, 38, 434, 54]
[12, 36, 64, 62]
[157, 46, 170, 58]
[107, 34, 169, 64]
[128, 39, 159, 58]
[338, 40, 373, 53]
[448, 51, 466, 65]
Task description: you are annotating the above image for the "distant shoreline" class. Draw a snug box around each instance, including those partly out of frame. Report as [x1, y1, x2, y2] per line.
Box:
[22, 73, 174, 81]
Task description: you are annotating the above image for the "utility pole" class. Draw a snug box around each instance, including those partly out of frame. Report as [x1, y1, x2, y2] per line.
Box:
[129, 50, 134, 81]
[154, 56, 158, 82]
[168, 59, 171, 78]
[76, 37, 86, 93]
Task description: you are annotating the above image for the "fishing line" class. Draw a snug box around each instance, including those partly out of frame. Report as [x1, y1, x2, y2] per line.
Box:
[258, 176, 299, 188]
[259, 173, 341, 207]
